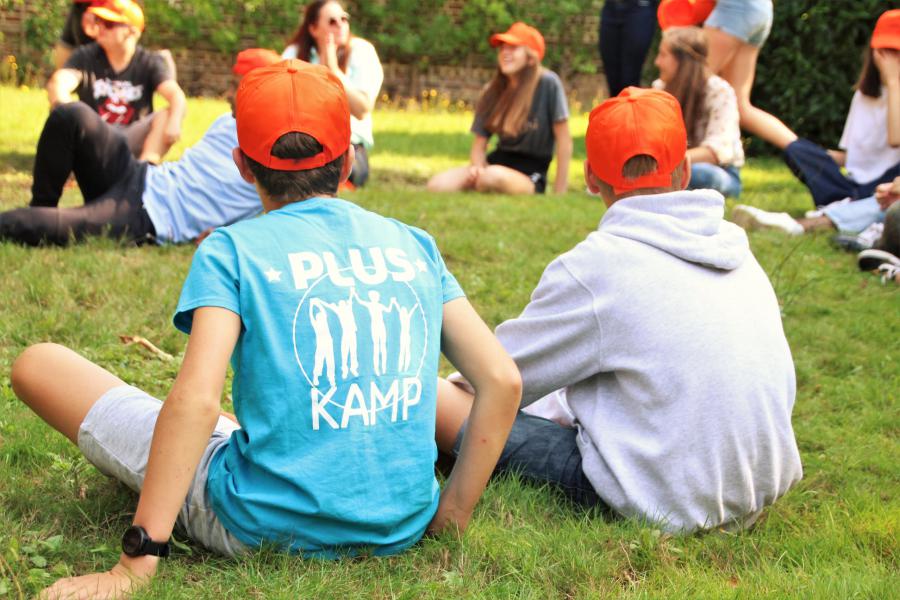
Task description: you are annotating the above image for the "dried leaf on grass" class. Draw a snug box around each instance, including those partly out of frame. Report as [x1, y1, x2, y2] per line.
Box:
[119, 335, 174, 361]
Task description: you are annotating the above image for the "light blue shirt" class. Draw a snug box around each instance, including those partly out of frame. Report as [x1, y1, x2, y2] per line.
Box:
[174, 197, 464, 557]
[142, 114, 262, 243]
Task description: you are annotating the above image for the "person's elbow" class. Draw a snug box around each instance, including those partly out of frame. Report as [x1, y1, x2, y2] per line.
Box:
[165, 387, 223, 423]
[484, 357, 523, 411]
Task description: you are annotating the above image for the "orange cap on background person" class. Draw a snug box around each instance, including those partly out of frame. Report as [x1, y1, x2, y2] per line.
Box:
[585, 87, 688, 195]
[657, 0, 716, 31]
[872, 9, 900, 49]
[236, 59, 351, 172]
[88, 0, 145, 31]
[489, 22, 546, 61]
[232, 48, 282, 76]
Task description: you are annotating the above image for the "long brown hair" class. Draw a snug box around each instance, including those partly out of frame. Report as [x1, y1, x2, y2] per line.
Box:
[857, 47, 883, 99]
[661, 27, 709, 147]
[285, 0, 352, 72]
[475, 48, 543, 139]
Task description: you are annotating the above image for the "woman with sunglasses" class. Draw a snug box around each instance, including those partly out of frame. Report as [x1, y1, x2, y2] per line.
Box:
[427, 23, 572, 195]
[283, 1, 384, 188]
[46, 0, 186, 165]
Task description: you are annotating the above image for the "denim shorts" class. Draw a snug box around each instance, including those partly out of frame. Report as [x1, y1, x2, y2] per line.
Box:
[77, 385, 247, 557]
[706, 0, 773, 47]
[451, 411, 606, 508]
[824, 197, 884, 233]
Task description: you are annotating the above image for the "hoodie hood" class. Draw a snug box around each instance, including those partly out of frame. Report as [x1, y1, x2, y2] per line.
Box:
[599, 189, 749, 271]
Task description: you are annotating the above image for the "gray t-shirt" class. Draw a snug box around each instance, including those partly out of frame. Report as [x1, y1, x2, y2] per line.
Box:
[472, 70, 569, 161]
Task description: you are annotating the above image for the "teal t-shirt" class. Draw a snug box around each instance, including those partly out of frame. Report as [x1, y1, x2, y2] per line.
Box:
[174, 197, 464, 557]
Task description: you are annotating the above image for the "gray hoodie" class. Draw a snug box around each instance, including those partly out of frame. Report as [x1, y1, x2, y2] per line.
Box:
[496, 189, 803, 532]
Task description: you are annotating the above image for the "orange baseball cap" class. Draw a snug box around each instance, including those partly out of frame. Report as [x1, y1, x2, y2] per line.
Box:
[585, 87, 687, 195]
[232, 48, 282, 76]
[658, 0, 715, 31]
[88, 0, 144, 31]
[236, 59, 350, 172]
[489, 22, 545, 61]
[872, 9, 900, 50]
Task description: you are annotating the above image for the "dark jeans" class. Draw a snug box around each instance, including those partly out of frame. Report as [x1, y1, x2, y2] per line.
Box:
[451, 411, 607, 509]
[783, 138, 900, 207]
[599, 0, 658, 97]
[0, 102, 154, 246]
[349, 143, 369, 187]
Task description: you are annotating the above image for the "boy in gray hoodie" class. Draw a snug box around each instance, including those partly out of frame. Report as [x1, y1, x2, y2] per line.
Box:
[436, 87, 803, 533]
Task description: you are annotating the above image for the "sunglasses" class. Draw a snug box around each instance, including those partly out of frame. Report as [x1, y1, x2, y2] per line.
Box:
[327, 14, 350, 27]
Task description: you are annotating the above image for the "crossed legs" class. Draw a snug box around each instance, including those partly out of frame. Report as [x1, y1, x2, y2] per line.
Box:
[427, 165, 535, 195]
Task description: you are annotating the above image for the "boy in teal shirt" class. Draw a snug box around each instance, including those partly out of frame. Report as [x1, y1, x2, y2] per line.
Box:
[11, 60, 521, 598]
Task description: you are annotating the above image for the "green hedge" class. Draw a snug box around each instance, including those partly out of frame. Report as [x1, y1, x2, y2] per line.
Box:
[4, 0, 900, 150]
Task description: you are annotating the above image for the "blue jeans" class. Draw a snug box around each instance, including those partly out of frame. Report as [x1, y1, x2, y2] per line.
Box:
[783, 138, 900, 207]
[689, 163, 742, 198]
[824, 197, 884, 233]
[599, 0, 658, 97]
[452, 411, 607, 509]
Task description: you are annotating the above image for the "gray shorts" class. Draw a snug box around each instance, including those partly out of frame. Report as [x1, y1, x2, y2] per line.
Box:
[706, 0, 773, 47]
[452, 411, 607, 509]
[77, 385, 247, 557]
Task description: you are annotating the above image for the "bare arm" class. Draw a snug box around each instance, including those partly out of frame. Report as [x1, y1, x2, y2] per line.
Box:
[552, 120, 572, 194]
[40, 307, 240, 599]
[46, 68, 81, 107]
[875, 176, 900, 211]
[875, 49, 900, 147]
[469, 135, 488, 168]
[156, 79, 187, 145]
[827, 149, 847, 167]
[429, 297, 521, 534]
[52, 43, 73, 70]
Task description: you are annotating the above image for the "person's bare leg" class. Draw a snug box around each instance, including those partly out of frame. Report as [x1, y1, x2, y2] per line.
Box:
[475, 165, 536, 195]
[427, 166, 476, 192]
[717, 39, 798, 149]
[139, 108, 173, 165]
[795, 215, 836, 232]
[10, 343, 126, 444]
[435, 378, 475, 453]
[704, 26, 742, 74]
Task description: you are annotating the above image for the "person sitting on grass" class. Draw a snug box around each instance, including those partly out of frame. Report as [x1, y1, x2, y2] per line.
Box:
[10, 59, 521, 599]
[436, 87, 803, 533]
[427, 22, 572, 195]
[652, 25, 745, 198]
[765, 9, 900, 209]
[47, 0, 186, 163]
[732, 176, 900, 248]
[0, 49, 279, 247]
[858, 181, 900, 285]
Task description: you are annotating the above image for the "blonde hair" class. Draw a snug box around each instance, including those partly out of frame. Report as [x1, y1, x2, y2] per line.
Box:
[475, 48, 543, 138]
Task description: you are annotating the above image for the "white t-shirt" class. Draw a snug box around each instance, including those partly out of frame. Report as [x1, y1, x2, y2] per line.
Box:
[839, 88, 900, 184]
[282, 37, 384, 148]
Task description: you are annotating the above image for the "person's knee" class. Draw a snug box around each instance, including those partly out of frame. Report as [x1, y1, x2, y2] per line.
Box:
[49, 101, 94, 125]
[474, 168, 501, 193]
[10, 343, 63, 399]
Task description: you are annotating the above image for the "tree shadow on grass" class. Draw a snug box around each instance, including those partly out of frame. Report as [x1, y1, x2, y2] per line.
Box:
[0, 150, 34, 174]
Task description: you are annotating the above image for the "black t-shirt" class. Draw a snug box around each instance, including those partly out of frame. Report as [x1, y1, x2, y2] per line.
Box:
[471, 70, 570, 162]
[59, 1, 93, 48]
[64, 43, 171, 126]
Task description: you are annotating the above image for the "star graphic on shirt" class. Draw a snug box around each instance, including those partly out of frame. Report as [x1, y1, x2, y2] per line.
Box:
[415, 259, 428, 273]
[264, 267, 282, 283]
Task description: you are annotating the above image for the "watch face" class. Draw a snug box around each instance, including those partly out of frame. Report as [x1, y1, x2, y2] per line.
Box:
[121, 526, 144, 556]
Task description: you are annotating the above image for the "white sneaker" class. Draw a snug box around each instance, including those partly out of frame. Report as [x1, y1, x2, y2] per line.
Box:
[805, 197, 851, 219]
[732, 205, 805, 236]
[857, 248, 900, 271]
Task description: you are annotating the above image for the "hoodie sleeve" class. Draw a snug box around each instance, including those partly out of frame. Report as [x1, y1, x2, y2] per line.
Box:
[495, 256, 602, 407]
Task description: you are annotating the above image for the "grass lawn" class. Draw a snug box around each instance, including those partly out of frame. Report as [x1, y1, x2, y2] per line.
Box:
[0, 85, 897, 598]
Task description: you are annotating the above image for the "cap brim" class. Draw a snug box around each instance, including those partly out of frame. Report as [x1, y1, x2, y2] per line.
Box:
[489, 32, 524, 48]
[872, 32, 900, 50]
[88, 7, 128, 23]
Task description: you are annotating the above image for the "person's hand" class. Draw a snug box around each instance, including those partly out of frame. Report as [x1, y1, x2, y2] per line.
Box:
[874, 177, 900, 211]
[467, 164, 485, 187]
[163, 119, 181, 147]
[426, 497, 472, 536]
[874, 49, 900, 84]
[322, 32, 340, 72]
[39, 557, 156, 600]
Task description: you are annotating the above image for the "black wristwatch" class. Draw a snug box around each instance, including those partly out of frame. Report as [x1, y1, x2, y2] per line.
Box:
[121, 525, 171, 558]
